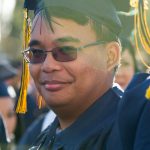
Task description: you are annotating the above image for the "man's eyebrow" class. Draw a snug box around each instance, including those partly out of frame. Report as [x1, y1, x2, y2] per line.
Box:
[28, 40, 42, 47]
[54, 36, 80, 43]
[28, 37, 80, 47]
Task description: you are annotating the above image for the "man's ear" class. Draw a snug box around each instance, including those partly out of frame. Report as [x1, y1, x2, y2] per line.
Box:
[106, 42, 120, 71]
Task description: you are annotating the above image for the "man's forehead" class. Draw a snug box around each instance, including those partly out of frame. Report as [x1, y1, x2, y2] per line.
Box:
[31, 15, 97, 41]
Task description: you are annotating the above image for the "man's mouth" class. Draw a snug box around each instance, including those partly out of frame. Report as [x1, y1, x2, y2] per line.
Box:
[40, 80, 71, 92]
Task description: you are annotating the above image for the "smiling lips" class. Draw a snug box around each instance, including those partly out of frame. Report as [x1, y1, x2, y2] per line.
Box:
[41, 80, 71, 91]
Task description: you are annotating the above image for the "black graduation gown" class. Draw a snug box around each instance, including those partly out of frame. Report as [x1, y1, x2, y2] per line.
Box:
[28, 73, 150, 150]
[29, 88, 121, 150]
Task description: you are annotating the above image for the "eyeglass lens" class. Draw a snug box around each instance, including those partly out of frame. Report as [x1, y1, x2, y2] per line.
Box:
[25, 46, 77, 64]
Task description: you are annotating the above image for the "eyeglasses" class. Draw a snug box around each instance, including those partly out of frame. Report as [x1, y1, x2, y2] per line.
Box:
[22, 41, 106, 64]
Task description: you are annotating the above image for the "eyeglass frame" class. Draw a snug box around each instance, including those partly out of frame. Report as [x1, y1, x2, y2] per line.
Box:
[22, 40, 107, 64]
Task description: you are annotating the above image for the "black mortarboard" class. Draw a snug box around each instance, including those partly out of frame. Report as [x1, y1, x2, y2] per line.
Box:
[0, 62, 17, 81]
[24, 0, 38, 10]
[119, 14, 134, 39]
[0, 82, 10, 97]
[24, 0, 131, 35]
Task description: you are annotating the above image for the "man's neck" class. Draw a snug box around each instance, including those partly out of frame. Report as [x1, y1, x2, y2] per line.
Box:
[54, 86, 112, 130]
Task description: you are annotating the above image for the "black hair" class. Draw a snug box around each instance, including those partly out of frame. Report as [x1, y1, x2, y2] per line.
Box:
[32, 7, 120, 43]
[120, 38, 138, 72]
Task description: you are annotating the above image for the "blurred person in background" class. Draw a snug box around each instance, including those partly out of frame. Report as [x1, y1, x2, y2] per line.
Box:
[0, 114, 9, 150]
[0, 60, 18, 149]
[9, 60, 49, 143]
[115, 38, 139, 89]
[0, 82, 17, 149]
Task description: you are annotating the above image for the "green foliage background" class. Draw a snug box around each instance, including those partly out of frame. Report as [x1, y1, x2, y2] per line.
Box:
[0, 1, 24, 61]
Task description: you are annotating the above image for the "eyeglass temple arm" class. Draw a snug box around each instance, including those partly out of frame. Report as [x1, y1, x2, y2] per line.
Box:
[77, 41, 106, 50]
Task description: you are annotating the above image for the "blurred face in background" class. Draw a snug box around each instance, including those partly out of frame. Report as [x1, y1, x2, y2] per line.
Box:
[0, 97, 17, 140]
[115, 48, 135, 89]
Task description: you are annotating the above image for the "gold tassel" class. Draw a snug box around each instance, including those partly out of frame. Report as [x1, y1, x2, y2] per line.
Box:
[145, 86, 150, 100]
[132, 0, 150, 69]
[138, 3, 150, 54]
[134, 7, 150, 68]
[38, 95, 43, 109]
[16, 9, 30, 113]
[131, 0, 150, 100]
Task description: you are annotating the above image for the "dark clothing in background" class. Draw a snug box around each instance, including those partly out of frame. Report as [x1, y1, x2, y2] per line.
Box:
[0, 115, 8, 150]
[106, 73, 150, 150]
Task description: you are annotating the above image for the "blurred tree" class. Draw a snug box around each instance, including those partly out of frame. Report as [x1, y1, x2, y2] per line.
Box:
[1, 0, 23, 61]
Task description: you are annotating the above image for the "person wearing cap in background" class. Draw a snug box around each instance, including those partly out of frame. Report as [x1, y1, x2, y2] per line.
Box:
[0, 59, 18, 101]
[0, 83, 9, 150]
[0, 62, 18, 149]
[0, 82, 17, 147]
[0, 60, 17, 85]
[7, 60, 49, 144]
[15, 0, 150, 149]
[114, 10, 139, 90]
[115, 38, 139, 90]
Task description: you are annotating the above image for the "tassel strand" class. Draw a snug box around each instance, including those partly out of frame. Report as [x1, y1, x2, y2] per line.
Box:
[16, 9, 30, 113]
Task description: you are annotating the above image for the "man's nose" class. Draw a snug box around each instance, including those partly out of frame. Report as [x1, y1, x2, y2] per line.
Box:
[41, 53, 62, 73]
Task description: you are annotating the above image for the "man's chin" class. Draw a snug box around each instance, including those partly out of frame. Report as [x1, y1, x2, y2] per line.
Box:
[44, 98, 68, 108]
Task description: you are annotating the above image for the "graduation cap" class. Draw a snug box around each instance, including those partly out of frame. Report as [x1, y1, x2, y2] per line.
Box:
[23, 0, 131, 35]
[0, 83, 12, 145]
[0, 62, 17, 82]
[16, 0, 132, 113]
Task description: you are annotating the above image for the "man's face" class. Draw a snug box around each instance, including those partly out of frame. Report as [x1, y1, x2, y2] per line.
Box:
[29, 14, 110, 111]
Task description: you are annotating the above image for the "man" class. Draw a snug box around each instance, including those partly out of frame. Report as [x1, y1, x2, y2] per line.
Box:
[18, 0, 150, 149]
